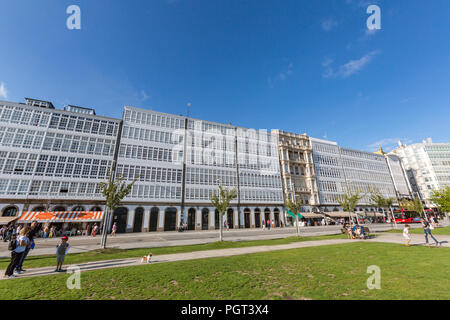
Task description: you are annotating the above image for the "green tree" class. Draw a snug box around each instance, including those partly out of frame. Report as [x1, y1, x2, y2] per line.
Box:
[369, 187, 397, 227]
[429, 186, 450, 213]
[338, 189, 365, 225]
[285, 197, 303, 237]
[400, 197, 425, 217]
[99, 172, 138, 248]
[210, 182, 237, 241]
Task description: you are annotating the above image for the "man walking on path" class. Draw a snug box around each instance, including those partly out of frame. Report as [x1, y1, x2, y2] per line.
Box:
[421, 217, 440, 247]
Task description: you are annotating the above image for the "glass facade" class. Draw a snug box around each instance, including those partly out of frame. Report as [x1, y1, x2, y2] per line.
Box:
[2, 97, 439, 227]
[0, 100, 120, 203]
[311, 137, 407, 210]
[394, 140, 450, 205]
[119, 107, 184, 202]
[120, 106, 284, 205]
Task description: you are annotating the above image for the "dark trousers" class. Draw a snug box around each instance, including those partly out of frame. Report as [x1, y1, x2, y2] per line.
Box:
[5, 251, 24, 277]
[424, 229, 439, 244]
[16, 247, 30, 270]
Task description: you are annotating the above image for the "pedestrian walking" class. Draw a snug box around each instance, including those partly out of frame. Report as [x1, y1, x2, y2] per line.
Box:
[111, 222, 117, 236]
[0, 225, 6, 240]
[43, 225, 49, 239]
[403, 224, 411, 246]
[421, 217, 440, 247]
[55, 236, 70, 272]
[4, 227, 30, 278]
[267, 219, 271, 230]
[4, 225, 12, 242]
[262, 219, 265, 229]
[92, 223, 98, 237]
[49, 226, 55, 238]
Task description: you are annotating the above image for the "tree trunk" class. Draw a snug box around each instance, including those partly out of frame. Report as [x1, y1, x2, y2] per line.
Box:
[389, 207, 397, 230]
[100, 208, 106, 248]
[295, 214, 300, 238]
[101, 209, 110, 249]
[422, 209, 429, 221]
[219, 212, 223, 242]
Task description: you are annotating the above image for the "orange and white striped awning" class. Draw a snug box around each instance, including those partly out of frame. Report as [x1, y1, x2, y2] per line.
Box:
[18, 211, 104, 223]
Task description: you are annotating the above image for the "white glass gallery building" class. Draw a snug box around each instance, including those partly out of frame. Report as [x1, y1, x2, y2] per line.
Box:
[393, 138, 450, 206]
[0, 99, 284, 232]
[310, 137, 412, 213]
[1, 97, 426, 232]
[116, 106, 284, 232]
[0, 98, 121, 226]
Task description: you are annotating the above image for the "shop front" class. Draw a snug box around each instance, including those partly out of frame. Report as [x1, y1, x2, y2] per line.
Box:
[17, 211, 105, 236]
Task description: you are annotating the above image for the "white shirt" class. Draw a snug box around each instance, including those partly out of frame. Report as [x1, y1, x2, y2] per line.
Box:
[403, 228, 410, 237]
[14, 235, 29, 253]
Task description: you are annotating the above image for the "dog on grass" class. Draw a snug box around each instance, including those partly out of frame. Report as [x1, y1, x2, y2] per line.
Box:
[140, 253, 152, 264]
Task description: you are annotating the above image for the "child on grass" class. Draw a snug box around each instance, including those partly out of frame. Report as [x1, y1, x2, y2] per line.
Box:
[55, 236, 70, 272]
[403, 224, 411, 246]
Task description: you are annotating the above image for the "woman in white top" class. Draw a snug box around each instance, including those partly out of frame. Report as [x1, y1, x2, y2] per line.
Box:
[4, 227, 30, 278]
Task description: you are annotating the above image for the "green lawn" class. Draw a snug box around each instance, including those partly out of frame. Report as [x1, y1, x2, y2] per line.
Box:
[1, 242, 448, 300]
[0, 234, 348, 270]
[387, 226, 450, 235]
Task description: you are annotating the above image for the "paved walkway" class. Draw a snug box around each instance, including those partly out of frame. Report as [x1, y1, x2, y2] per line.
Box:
[0, 223, 418, 257]
[368, 233, 450, 247]
[2, 231, 449, 280]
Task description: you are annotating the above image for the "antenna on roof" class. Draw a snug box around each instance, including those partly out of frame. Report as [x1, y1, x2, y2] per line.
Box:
[187, 102, 191, 118]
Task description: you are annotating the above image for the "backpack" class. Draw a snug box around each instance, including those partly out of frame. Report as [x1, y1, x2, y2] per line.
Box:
[8, 234, 17, 251]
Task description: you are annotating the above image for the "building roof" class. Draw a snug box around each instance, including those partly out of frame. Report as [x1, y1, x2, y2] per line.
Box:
[24, 97, 55, 109]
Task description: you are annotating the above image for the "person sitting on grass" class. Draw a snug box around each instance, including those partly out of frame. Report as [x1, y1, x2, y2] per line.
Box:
[350, 225, 358, 239]
[55, 236, 70, 272]
[403, 224, 411, 246]
[359, 225, 367, 239]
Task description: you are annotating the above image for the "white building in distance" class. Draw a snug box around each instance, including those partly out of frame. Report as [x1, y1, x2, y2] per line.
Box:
[392, 138, 450, 206]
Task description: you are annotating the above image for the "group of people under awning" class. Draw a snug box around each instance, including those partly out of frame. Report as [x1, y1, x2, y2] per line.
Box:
[286, 211, 388, 227]
[1, 211, 105, 239]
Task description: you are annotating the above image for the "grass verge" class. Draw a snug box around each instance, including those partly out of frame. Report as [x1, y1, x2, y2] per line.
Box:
[0, 242, 448, 300]
[0, 234, 349, 270]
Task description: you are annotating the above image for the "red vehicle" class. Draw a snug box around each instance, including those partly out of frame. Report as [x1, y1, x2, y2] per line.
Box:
[392, 210, 422, 224]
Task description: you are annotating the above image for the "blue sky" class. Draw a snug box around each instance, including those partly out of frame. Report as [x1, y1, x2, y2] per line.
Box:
[1, 0, 449, 152]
